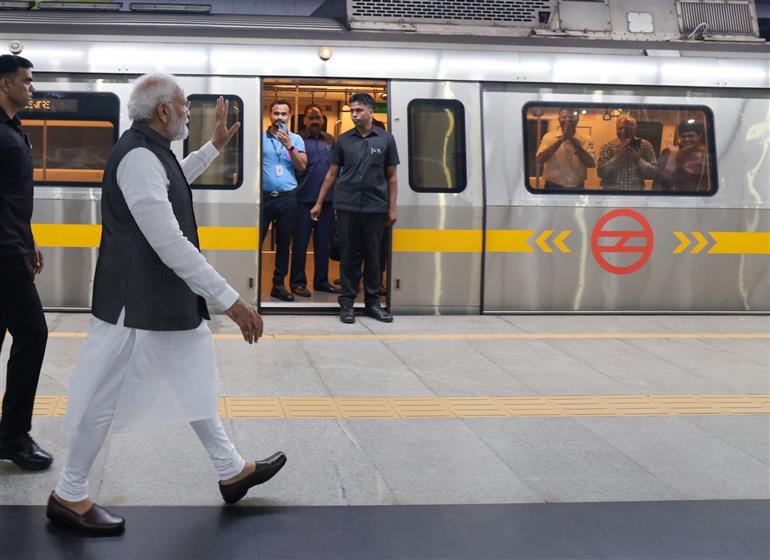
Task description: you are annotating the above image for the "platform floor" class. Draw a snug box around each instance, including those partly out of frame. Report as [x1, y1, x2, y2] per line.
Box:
[1, 313, 769, 559]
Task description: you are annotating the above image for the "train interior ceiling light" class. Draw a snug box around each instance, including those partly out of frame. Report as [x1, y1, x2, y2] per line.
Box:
[0, 1, 214, 11]
[0, 1, 34, 9]
[34, 1, 122, 10]
[129, 3, 212, 13]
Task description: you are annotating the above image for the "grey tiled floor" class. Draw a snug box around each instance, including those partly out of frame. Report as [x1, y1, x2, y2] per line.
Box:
[0, 313, 768, 507]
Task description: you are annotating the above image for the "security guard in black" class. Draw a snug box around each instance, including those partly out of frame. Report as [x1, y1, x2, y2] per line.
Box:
[0, 103, 34, 258]
[311, 93, 399, 324]
[330, 124, 399, 214]
[0, 54, 52, 470]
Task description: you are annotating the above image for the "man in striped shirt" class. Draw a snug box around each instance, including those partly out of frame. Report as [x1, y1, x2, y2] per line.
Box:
[598, 115, 658, 191]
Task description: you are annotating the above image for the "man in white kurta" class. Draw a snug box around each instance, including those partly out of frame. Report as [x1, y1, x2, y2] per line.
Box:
[535, 108, 596, 189]
[47, 74, 285, 535]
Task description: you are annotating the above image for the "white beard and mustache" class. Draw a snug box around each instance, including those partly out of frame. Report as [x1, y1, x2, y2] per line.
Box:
[170, 112, 189, 141]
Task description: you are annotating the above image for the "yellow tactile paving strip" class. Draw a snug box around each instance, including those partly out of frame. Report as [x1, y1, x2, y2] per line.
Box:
[44, 332, 770, 341]
[30, 394, 770, 419]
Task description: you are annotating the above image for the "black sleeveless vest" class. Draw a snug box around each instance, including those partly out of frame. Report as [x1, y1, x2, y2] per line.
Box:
[92, 122, 209, 331]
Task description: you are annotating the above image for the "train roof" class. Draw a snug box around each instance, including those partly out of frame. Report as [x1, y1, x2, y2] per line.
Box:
[3, 11, 768, 89]
[2, 11, 768, 59]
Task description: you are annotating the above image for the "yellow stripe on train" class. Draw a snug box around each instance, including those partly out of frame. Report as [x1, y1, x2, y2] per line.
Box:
[391, 229, 483, 252]
[709, 232, 770, 254]
[32, 224, 101, 247]
[31, 224, 260, 251]
[30, 224, 770, 255]
[390, 229, 540, 253]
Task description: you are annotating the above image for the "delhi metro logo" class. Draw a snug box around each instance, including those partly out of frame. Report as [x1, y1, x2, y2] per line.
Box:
[591, 209, 654, 275]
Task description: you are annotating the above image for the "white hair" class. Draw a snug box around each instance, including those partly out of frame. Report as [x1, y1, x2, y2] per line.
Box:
[127, 73, 182, 122]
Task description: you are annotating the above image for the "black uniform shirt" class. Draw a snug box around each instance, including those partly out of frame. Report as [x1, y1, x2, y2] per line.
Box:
[0, 108, 34, 258]
[331, 126, 399, 214]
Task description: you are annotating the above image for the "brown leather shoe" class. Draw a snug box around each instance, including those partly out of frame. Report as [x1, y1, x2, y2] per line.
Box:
[46, 493, 125, 535]
[271, 286, 294, 302]
[291, 285, 311, 298]
[219, 452, 287, 504]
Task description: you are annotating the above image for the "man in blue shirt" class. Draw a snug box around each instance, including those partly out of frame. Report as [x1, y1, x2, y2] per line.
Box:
[290, 105, 339, 297]
[261, 100, 306, 301]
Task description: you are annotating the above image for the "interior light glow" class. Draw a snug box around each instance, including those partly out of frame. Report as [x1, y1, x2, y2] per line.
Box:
[38, 1, 121, 11]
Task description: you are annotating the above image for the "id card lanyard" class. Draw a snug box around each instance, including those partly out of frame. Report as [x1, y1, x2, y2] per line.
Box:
[270, 133, 288, 177]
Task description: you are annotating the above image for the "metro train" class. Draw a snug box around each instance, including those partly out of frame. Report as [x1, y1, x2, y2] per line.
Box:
[1, 9, 768, 314]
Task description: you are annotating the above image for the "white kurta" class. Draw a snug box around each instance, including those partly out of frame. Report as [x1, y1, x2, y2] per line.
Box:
[63, 141, 239, 435]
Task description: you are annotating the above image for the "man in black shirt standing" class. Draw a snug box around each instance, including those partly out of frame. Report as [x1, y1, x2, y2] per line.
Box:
[310, 93, 399, 324]
[0, 55, 52, 470]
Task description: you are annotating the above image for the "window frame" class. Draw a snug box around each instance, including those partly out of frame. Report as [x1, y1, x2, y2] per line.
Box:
[407, 98, 468, 193]
[183, 94, 244, 190]
[19, 91, 120, 188]
[521, 101, 718, 197]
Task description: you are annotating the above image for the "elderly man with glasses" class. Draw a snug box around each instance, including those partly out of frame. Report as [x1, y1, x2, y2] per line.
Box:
[46, 73, 286, 536]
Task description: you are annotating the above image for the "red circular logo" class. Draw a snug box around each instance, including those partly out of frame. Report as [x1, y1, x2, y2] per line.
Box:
[591, 209, 654, 275]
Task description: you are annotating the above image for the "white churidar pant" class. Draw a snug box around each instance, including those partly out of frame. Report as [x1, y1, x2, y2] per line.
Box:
[55, 140, 247, 502]
[55, 311, 245, 502]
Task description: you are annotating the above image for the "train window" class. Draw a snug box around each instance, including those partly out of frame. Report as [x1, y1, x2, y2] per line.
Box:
[18, 92, 119, 186]
[184, 95, 243, 190]
[408, 99, 467, 192]
[523, 103, 717, 196]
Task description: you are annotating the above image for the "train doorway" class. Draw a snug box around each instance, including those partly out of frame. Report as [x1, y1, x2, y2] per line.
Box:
[258, 79, 389, 313]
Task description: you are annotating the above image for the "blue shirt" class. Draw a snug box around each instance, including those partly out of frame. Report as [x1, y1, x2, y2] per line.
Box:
[297, 130, 334, 203]
[261, 130, 305, 192]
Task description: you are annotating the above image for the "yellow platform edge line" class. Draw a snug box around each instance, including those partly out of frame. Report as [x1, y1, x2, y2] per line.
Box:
[29, 394, 770, 419]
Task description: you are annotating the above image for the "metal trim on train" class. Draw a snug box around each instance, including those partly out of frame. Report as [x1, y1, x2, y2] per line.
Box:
[1, 24, 768, 314]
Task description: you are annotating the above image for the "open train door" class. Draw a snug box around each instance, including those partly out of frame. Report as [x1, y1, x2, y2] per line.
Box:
[388, 81, 484, 314]
[258, 79, 387, 313]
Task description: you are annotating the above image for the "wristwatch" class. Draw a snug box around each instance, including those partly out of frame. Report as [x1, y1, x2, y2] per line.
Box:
[288, 145, 295, 152]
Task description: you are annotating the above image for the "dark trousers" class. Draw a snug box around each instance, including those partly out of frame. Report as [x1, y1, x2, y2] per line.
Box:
[337, 210, 387, 309]
[260, 193, 297, 288]
[0, 255, 48, 440]
[290, 201, 333, 289]
[354, 226, 389, 286]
